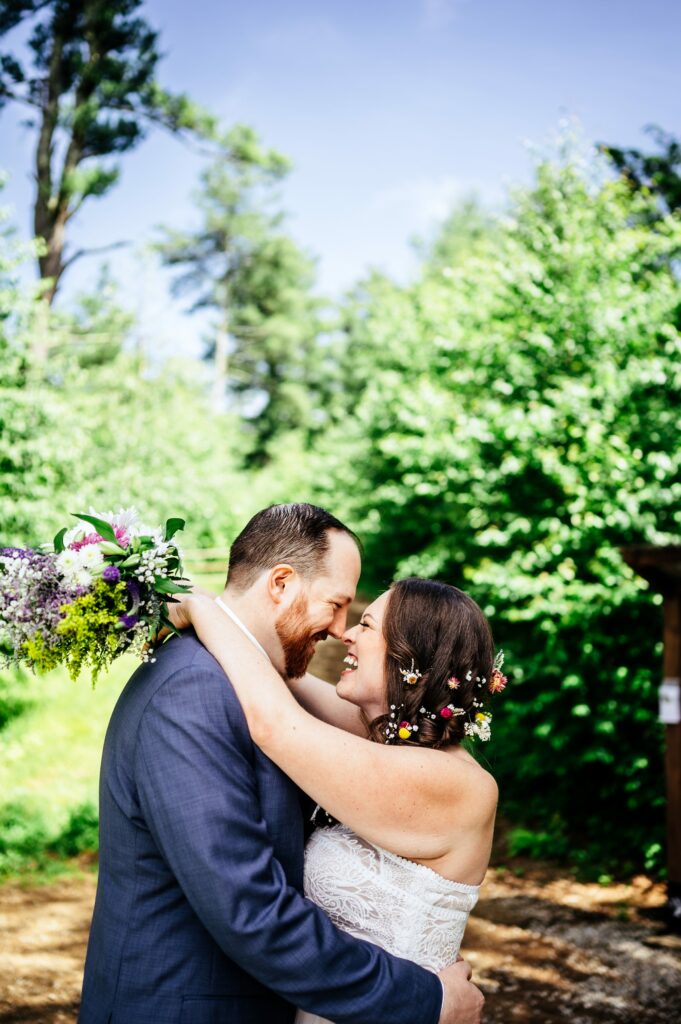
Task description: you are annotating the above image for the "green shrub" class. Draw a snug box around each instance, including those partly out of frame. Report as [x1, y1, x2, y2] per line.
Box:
[0, 801, 99, 876]
[48, 802, 99, 857]
[0, 803, 49, 875]
[0, 669, 35, 730]
[308, 151, 680, 877]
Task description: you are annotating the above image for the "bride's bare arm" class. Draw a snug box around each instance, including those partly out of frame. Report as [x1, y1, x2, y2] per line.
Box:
[177, 594, 497, 866]
[286, 672, 367, 736]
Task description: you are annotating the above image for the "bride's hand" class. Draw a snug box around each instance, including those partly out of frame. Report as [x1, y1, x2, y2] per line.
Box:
[145, 590, 206, 649]
[165, 592, 195, 633]
[164, 587, 216, 635]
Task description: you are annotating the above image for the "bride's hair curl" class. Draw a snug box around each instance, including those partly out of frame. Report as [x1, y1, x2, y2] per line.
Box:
[365, 577, 497, 749]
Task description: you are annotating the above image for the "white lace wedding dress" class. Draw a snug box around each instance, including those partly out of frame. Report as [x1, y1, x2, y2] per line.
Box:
[295, 823, 480, 1024]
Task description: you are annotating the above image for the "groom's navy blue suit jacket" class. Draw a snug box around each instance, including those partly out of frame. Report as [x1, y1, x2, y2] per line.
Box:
[79, 631, 443, 1024]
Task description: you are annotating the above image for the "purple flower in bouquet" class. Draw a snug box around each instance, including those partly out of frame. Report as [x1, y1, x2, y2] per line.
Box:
[0, 548, 78, 660]
[102, 565, 121, 583]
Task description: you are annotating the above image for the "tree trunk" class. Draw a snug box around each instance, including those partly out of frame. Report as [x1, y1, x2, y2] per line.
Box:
[37, 214, 68, 304]
[33, 17, 65, 305]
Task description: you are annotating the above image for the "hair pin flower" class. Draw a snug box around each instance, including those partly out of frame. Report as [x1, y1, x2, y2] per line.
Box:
[489, 650, 507, 693]
[465, 712, 492, 742]
[447, 675, 460, 689]
[399, 659, 422, 686]
[440, 704, 466, 719]
[398, 720, 418, 740]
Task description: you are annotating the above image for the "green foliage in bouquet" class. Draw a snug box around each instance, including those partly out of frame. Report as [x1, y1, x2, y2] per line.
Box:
[23, 580, 129, 684]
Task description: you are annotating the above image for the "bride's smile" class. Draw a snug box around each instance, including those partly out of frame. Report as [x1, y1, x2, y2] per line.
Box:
[336, 591, 391, 721]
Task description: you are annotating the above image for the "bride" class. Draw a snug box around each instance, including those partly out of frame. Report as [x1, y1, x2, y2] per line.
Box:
[170, 576, 500, 1024]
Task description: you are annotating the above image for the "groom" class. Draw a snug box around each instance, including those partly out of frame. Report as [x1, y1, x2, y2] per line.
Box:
[80, 503, 484, 1024]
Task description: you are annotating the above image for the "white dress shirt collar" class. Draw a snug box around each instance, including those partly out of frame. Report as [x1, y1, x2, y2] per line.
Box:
[214, 596, 271, 662]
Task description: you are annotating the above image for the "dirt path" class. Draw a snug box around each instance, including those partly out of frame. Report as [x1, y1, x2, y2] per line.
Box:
[1, 866, 678, 1024]
[0, 873, 92, 1024]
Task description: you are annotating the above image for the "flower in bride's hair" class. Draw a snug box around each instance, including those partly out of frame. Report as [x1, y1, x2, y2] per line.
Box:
[440, 704, 465, 719]
[399, 659, 422, 686]
[464, 711, 492, 742]
[447, 675, 460, 689]
[398, 720, 418, 740]
[488, 650, 507, 693]
[489, 668, 507, 693]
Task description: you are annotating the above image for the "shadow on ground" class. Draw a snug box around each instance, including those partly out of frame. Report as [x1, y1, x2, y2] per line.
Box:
[1, 865, 679, 1023]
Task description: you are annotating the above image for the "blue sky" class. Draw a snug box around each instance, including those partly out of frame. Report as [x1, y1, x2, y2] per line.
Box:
[1, 0, 680, 356]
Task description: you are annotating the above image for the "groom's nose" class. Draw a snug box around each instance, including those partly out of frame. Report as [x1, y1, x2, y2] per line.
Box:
[341, 622, 358, 645]
[327, 607, 349, 640]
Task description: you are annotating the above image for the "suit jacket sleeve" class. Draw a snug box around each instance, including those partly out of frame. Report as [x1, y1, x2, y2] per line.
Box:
[134, 654, 443, 1024]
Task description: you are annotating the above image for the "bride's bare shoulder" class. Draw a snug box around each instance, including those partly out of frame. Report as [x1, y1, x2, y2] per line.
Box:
[440, 746, 498, 814]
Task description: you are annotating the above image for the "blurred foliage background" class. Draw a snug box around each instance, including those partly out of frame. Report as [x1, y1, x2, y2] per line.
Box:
[1, 1, 680, 882]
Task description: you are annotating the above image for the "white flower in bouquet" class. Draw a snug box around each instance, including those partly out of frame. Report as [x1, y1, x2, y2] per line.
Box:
[56, 548, 81, 581]
[79, 545, 104, 569]
[110, 508, 141, 533]
[74, 567, 94, 588]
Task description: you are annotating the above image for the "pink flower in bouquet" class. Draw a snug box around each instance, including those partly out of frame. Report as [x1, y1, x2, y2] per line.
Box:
[70, 526, 129, 551]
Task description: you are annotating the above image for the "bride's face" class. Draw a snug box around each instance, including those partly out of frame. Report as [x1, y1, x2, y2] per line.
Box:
[336, 590, 390, 719]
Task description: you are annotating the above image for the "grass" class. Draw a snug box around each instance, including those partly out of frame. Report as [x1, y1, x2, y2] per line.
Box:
[0, 658, 133, 833]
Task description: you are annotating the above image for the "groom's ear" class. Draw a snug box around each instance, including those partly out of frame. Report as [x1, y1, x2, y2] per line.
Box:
[267, 563, 297, 606]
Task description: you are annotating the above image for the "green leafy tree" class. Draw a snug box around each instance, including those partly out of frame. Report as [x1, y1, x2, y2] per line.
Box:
[0, 191, 79, 543]
[308, 151, 681, 875]
[0, 0, 216, 302]
[600, 125, 681, 215]
[157, 126, 324, 460]
[415, 195, 498, 272]
[0, 184, 248, 552]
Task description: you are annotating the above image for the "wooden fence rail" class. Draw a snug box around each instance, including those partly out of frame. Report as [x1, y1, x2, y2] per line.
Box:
[180, 548, 229, 576]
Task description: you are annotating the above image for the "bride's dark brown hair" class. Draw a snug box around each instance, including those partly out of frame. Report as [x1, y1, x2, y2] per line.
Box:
[365, 577, 496, 749]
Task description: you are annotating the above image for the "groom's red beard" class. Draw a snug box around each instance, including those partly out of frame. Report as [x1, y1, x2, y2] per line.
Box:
[275, 593, 327, 679]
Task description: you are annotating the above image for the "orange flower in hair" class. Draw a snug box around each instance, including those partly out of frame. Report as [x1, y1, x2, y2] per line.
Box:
[489, 651, 507, 693]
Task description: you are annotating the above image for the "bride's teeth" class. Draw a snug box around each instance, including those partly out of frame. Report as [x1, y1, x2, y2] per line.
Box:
[343, 655, 358, 668]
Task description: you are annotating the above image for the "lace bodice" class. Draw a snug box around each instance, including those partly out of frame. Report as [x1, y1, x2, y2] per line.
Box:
[303, 823, 479, 972]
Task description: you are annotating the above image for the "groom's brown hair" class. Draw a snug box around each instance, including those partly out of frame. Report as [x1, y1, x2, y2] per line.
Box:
[226, 503, 360, 590]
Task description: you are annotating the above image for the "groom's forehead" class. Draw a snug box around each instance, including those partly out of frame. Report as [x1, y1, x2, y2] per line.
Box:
[314, 530, 361, 592]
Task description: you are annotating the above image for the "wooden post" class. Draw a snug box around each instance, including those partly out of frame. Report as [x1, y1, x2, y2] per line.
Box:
[663, 592, 681, 923]
[621, 545, 681, 929]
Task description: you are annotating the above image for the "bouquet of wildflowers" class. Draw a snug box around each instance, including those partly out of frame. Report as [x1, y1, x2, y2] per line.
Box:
[0, 508, 189, 684]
